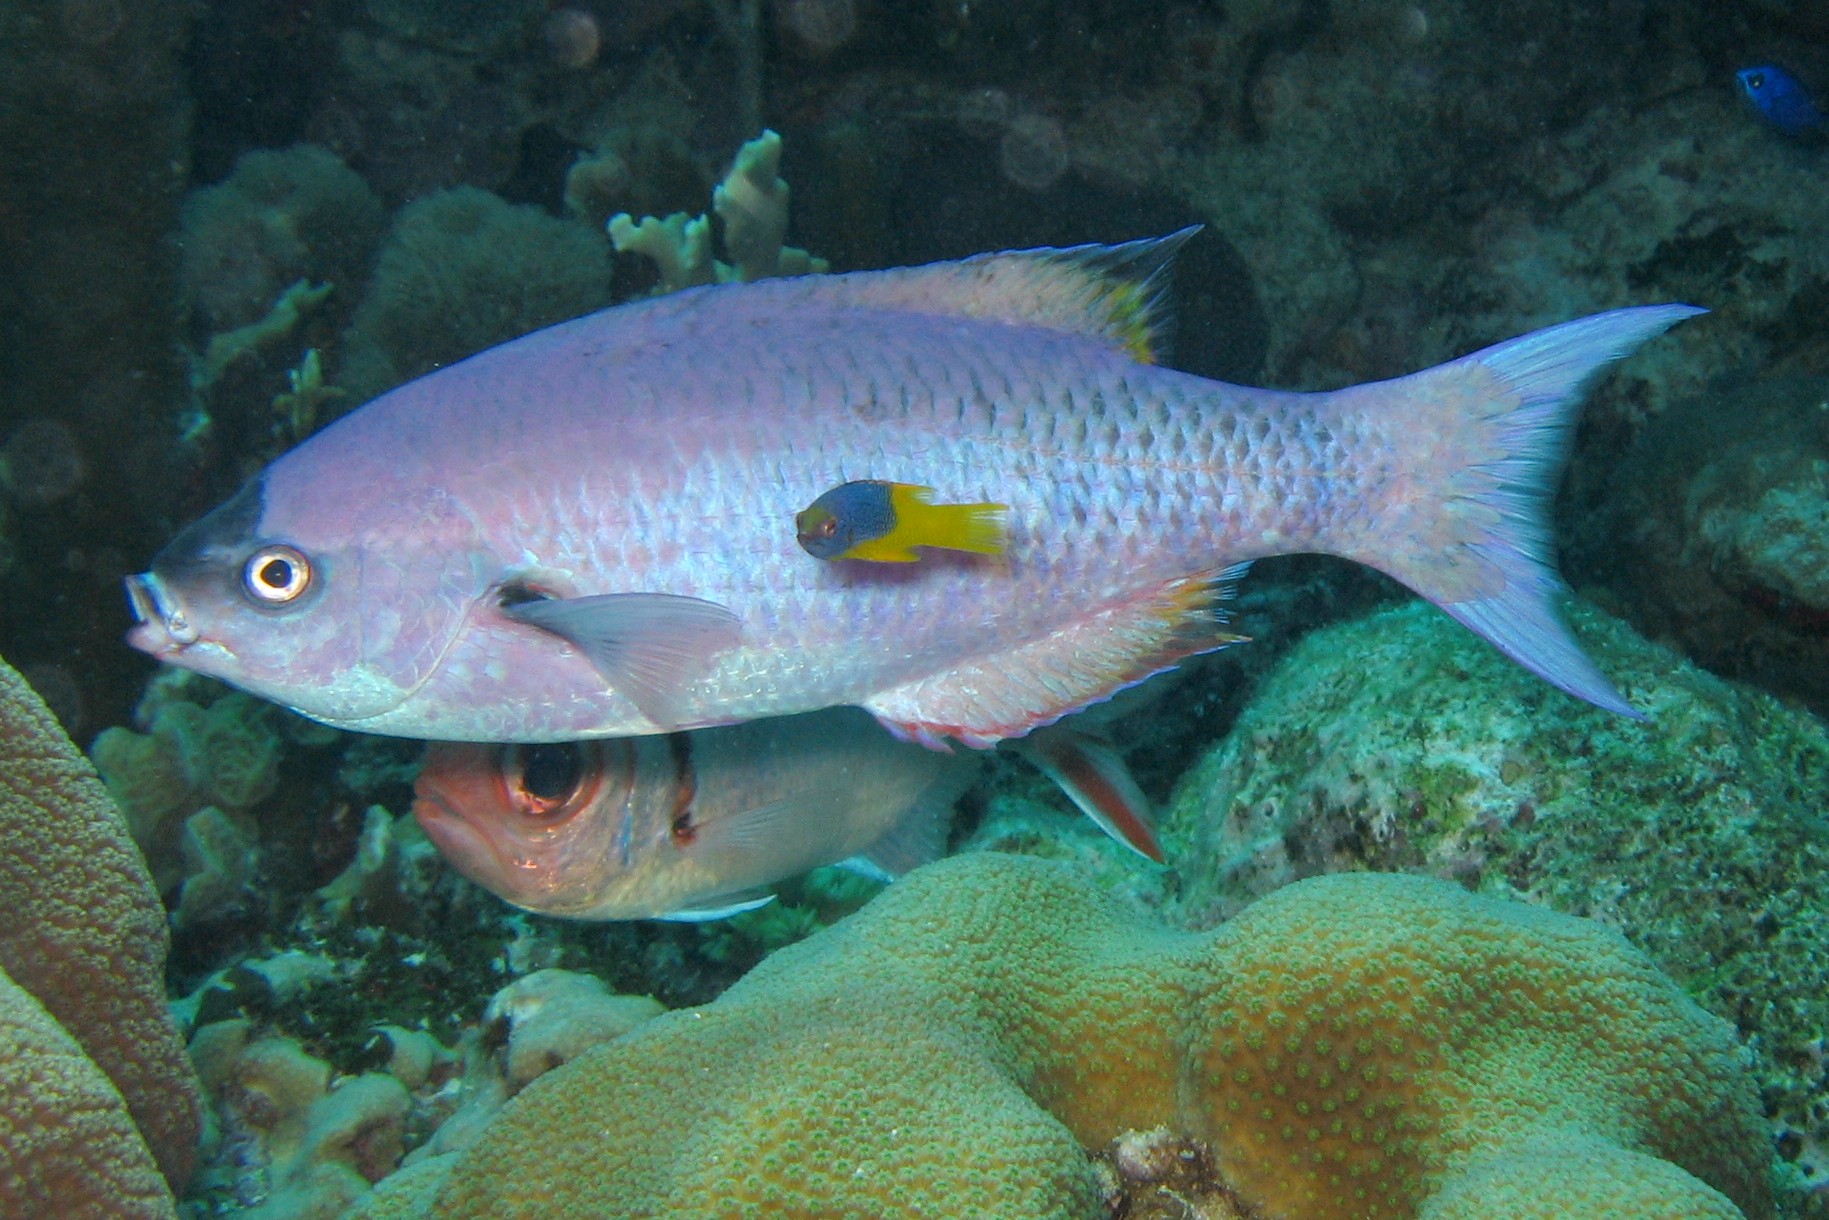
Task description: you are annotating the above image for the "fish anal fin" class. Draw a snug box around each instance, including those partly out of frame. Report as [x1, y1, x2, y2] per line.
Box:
[502, 592, 741, 729]
[654, 891, 777, 922]
[840, 538, 922, 563]
[865, 569, 1248, 749]
[1015, 725, 1163, 863]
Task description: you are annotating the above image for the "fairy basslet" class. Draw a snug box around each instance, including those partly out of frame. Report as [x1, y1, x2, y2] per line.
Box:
[1737, 65, 1825, 137]
[126, 229, 1703, 747]
[796, 480, 1008, 563]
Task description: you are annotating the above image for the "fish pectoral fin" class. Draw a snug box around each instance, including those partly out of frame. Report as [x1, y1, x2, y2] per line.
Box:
[501, 592, 741, 728]
[652, 890, 777, 922]
[691, 786, 854, 858]
[864, 568, 1250, 749]
[1012, 724, 1163, 863]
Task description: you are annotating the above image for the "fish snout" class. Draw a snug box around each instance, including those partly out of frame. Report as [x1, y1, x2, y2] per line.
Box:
[124, 572, 200, 650]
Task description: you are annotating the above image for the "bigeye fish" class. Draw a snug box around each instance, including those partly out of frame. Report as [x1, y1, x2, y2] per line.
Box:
[1737, 64, 1825, 137]
[125, 230, 1703, 746]
[410, 708, 1159, 921]
[795, 480, 1009, 562]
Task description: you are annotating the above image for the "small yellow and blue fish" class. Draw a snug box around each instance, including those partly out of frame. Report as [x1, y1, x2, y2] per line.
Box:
[795, 480, 1008, 563]
[411, 708, 1161, 922]
[1737, 64, 1825, 138]
[125, 229, 1703, 747]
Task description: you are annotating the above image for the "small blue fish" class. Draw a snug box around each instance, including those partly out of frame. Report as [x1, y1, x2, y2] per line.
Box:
[1737, 65, 1825, 137]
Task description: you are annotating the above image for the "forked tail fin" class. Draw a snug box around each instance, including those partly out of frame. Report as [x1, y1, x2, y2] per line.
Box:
[1339, 304, 1705, 718]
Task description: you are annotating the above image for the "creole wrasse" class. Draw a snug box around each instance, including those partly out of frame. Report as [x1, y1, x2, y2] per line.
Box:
[412, 709, 1160, 922]
[125, 229, 1703, 747]
[795, 480, 1008, 562]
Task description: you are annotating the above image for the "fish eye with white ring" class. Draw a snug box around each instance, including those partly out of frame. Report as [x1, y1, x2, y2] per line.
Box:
[242, 544, 313, 605]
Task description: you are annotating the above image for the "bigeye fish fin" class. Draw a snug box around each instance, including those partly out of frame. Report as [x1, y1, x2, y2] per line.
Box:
[1331, 305, 1704, 719]
[864, 565, 1251, 749]
[832, 855, 896, 883]
[688, 785, 854, 862]
[653, 890, 777, 922]
[786, 228, 1196, 366]
[1013, 725, 1163, 863]
[852, 785, 953, 877]
[501, 592, 741, 729]
[838, 484, 1009, 564]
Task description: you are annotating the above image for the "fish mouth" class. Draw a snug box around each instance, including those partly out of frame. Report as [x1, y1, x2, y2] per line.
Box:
[412, 785, 502, 879]
[412, 760, 528, 896]
[124, 571, 201, 654]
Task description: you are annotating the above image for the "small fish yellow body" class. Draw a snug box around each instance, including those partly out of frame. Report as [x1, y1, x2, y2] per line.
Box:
[795, 480, 1008, 563]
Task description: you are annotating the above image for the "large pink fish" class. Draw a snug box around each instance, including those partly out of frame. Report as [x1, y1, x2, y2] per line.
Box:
[125, 231, 1700, 745]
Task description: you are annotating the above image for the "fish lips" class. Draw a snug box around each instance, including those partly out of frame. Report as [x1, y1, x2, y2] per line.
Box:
[413, 745, 535, 897]
[413, 772, 507, 886]
[124, 570, 202, 654]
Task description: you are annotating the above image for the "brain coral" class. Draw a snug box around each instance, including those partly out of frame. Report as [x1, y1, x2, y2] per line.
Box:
[1164, 598, 1829, 1167]
[0, 655, 202, 1211]
[354, 852, 1770, 1220]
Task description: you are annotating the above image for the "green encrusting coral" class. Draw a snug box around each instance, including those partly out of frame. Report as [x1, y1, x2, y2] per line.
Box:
[354, 853, 1770, 1219]
[1164, 598, 1829, 1180]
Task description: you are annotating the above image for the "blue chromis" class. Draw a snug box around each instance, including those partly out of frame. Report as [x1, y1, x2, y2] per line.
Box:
[1737, 64, 1825, 137]
[795, 480, 1008, 563]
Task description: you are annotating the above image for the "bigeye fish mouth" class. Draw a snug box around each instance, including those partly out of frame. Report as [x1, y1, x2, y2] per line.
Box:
[124, 572, 200, 649]
[411, 784, 523, 893]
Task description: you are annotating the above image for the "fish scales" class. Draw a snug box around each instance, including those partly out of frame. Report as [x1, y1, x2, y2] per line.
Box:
[126, 235, 1702, 744]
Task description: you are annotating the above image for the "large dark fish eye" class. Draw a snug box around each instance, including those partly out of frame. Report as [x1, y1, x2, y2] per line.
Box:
[1747, 71, 1766, 91]
[242, 544, 312, 605]
[507, 742, 588, 819]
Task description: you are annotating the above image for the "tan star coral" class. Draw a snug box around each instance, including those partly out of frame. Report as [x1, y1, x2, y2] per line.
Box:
[0, 656, 202, 1211]
[358, 853, 1771, 1220]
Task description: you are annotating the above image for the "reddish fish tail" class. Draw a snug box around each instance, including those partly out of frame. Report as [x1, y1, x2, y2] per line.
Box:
[1339, 305, 1705, 718]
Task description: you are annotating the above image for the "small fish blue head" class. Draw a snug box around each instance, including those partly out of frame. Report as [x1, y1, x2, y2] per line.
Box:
[1737, 64, 1826, 137]
[796, 480, 896, 560]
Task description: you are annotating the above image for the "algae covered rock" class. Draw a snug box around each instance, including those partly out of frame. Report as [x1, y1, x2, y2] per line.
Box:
[355, 853, 1770, 1219]
[177, 143, 386, 338]
[1571, 375, 1829, 718]
[336, 187, 614, 406]
[1165, 598, 1829, 1167]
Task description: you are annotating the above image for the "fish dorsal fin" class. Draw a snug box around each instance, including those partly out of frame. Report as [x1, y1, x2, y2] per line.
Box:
[818, 227, 1199, 365]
